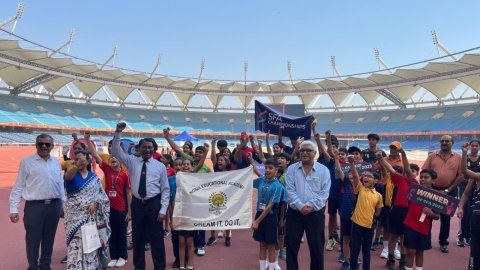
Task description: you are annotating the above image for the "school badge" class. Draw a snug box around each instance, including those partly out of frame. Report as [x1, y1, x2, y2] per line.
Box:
[209, 191, 228, 215]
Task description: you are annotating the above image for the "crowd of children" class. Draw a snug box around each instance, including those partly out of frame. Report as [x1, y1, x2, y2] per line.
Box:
[54, 124, 479, 270]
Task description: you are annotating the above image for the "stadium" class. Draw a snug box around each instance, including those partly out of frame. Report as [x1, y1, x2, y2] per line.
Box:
[0, 2, 478, 270]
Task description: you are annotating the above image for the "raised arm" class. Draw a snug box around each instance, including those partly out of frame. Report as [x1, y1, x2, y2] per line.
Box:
[348, 155, 360, 189]
[84, 131, 102, 166]
[325, 130, 334, 158]
[334, 152, 345, 181]
[234, 136, 248, 164]
[249, 135, 259, 154]
[376, 151, 395, 175]
[314, 133, 331, 163]
[192, 143, 209, 173]
[257, 138, 267, 163]
[163, 128, 183, 155]
[247, 153, 262, 177]
[265, 131, 273, 157]
[398, 148, 414, 180]
[112, 122, 133, 169]
[210, 138, 218, 166]
[277, 126, 286, 149]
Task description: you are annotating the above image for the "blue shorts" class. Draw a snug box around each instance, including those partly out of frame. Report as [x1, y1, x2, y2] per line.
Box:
[253, 211, 278, 245]
[403, 226, 431, 251]
[388, 207, 408, 235]
[328, 197, 340, 215]
[177, 230, 197, 238]
[340, 217, 353, 237]
[380, 206, 390, 229]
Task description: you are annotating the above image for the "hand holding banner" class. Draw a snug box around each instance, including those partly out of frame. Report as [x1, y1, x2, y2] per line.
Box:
[255, 100, 314, 139]
[405, 183, 459, 217]
[172, 167, 253, 231]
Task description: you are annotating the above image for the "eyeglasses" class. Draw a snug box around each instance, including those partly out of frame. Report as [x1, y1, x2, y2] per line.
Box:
[440, 140, 451, 143]
[299, 149, 314, 153]
[37, 142, 52, 148]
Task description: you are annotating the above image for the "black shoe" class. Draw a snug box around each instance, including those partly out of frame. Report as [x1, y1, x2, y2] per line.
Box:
[333, 233, 340, 244]
[207, 236, 217, 246]
[466, 238, 471, 245]
[386, 258, 396, 270]
[127, 242, 134, 250]
[172, 259, 180, 268]
[225, 237, 232, 247]
[440, 244, 449, 253]
[456, 237, 465, 247]
[60, 255, 67, 263]
[371, 239, 379, 251]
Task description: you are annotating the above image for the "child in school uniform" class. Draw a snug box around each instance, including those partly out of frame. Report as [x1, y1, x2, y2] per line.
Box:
[251, 158, 284, 270]
[402, 169, 439, 270]
[176, 144, 210, 270]
[377, 149, 416, 270]
[348, 155, 384, 270]
[169, 157, 184, 268]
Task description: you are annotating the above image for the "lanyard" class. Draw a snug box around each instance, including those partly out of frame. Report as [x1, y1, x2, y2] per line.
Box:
[261, 180, 272, 203]
[111, 171, 120, 191]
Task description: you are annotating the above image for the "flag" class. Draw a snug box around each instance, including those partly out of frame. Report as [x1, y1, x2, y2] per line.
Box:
[255, 100, 314, 139]
[172, 166, 253, 230]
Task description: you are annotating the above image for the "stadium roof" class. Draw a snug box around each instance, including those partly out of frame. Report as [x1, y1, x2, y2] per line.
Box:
[1, 34, 480, 112]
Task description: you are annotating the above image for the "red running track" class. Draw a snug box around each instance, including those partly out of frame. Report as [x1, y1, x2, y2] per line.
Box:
[0, 146, 469, 270]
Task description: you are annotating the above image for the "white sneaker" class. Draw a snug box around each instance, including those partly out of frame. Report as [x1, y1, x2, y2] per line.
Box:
[380, 248, 388, 259]
[197, 247, 206, 256]
[274, 263, 281, 270]
[115, 258, 127, 267]
[107, 260, 117, 268]
[394, 248, 401, 260]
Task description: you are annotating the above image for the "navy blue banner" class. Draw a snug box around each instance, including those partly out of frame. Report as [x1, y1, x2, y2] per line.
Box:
[254, 100, 314, 140]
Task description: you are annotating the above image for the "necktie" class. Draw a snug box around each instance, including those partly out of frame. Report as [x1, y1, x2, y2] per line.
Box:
[139, 159, 148, 198]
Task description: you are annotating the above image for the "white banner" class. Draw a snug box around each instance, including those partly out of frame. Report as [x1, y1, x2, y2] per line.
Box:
[172, 166, 253, 230]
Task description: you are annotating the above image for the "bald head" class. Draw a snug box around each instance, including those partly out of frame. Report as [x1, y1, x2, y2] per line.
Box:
[440, 135, 453, 152]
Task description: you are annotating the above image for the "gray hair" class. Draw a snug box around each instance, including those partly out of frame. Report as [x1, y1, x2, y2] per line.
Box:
[36, 134, 53, 143]
[299, 140, 316, 151]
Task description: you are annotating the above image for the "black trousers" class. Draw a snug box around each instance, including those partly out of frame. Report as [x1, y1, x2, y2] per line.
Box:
[285, 208, 325, 270]
[350, 222, 374, 270]
[434, 187, 454, 246]
[109, 209, 128, 260]
[24, 200, 61, 270]
[470, 224, 480, 270]
[132, 196, 166, 270]
[194, 230, 206, 248]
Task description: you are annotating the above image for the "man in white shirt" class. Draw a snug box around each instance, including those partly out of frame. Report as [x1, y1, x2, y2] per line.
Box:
[286, 140, 331, 270]
[112, 122, 170, 270]
[9, 134, 64, 270]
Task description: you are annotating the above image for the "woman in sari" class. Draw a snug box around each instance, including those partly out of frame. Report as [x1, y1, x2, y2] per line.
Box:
[64, 149, 111, 269]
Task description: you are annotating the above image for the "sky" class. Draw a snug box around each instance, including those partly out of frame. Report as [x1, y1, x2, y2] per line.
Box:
[1, 1, 480, 82]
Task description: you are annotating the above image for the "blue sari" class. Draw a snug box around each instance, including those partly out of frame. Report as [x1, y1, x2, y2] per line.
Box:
[65, 171, 110, 270]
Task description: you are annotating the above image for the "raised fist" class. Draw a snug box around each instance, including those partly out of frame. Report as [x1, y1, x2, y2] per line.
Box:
[116, 122, 127, 133]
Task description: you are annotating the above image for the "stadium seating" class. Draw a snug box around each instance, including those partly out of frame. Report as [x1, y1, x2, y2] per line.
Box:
[0, 95, 479, 148]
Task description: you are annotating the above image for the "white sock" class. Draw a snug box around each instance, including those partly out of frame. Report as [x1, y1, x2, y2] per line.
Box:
[268, 263, 275, 270]
[405, 267, 412, 270]
[259, 260, 266, 270]
[416, 267, 423, 270]
[383, 241, 388, 248]
[275, 250, 280, 263]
